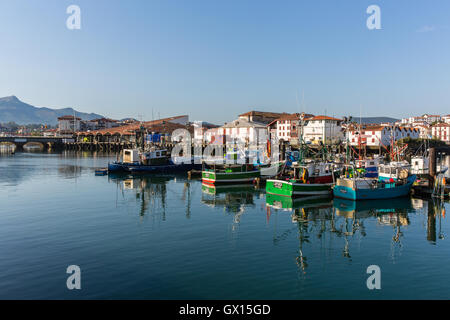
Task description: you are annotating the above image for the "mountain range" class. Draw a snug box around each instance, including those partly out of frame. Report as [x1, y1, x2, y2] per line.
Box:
[0, 96, 103, 125]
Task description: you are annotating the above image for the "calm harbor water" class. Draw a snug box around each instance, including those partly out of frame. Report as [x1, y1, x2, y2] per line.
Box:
[1, 151, 449, 299]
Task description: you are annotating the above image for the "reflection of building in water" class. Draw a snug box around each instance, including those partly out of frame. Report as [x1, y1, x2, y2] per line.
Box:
[266, 195, 429, 273]
[412, 198, 425, 210]
[201, 183, 262, 229]
[427, 198, 447, 242]
[109, 174, 192, 220]
[201, 183, 259, 214]
[58, 165, 83, 179]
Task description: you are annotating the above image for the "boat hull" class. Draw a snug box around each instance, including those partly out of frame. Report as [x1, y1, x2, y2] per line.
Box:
[333, 175, 416, 200]
[108, 162, 195, 174]
[202, 170, 260, 184]
[266, 179, 332, 197]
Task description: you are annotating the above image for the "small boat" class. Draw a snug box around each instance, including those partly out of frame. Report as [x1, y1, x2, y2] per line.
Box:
[410, 155, 448, 176]
[266, 162, 336, 197]
[95, 168, 108, 176]
[333, 162, 416, 200]
[108, 148, 196, 174]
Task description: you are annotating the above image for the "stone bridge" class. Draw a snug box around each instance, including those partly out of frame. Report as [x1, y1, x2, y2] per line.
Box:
[0, 136, 71, 151]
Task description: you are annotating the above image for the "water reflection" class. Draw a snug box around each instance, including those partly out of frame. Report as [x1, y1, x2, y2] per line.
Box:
[266, 194, 447, 273]
[201, 183, 264, 231]
[108, 173, 193, 220]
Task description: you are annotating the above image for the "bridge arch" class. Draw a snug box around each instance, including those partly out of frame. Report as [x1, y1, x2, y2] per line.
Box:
[23, 142, 45, 151]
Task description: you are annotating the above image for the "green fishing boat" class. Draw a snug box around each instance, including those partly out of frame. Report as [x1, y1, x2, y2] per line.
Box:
[202, 163, 260, 185]
[266, 162, 335, 197]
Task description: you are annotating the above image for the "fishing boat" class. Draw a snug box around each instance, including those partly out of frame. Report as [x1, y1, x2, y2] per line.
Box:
[266, 162, 336, 197]
[410, 155, 448, 175]
[333, 162, 416, 200]
[201, 162, 260, 185]
[108, 148, 196, 173]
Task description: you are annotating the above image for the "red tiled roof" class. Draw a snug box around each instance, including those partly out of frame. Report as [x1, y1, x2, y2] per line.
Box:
[239, 110, 285, 118]
[77, 115, 190, 135]
[308, 115, 341, 121]
[433, 123, 450, 127]
[58, 115, 81, 120]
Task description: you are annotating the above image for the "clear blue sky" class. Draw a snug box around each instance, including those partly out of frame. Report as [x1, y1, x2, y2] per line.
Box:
[1, 0, 449, 124]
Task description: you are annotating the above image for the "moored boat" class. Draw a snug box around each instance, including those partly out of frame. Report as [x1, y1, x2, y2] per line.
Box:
[333, 162, 416, 200]
[108, 148, 196, 174]
[202, 163, 260, 184]
[266, 162, 335, 197]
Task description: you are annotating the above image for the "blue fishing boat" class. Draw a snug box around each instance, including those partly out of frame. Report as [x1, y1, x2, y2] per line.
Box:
[108, 148, 199, 174]
[333, 162, 416, 200]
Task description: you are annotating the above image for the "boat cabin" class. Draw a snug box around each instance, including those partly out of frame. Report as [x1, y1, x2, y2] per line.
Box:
[141, 149, 170, 165]
[410, 156, 429, 175]
[123, 149, 140, 164]
[378, 162, 410, 181]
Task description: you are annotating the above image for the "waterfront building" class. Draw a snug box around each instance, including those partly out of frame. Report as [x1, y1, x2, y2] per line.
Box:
[220, 118, 268, 145]
[76, 115, 191, 144]
[415, 124, 432, 139]
[443, 115, 450, 124]
[238, 110, 286, 125]
[402, 114, 442, 126]
[302, 115, 343, 145]
[58, 115, 82, 134]
[347, 125, 419, 147]
[84, 118, 120, 131]
[193, 121, 219, 144]
[431, 123, 450, 142]
[422, 114, 441, 124]
[267, 112, 315, 144]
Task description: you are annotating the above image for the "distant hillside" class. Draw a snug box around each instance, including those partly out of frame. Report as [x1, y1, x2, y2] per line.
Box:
[0, 96, 103, 125]
[351, 116, 399, 124]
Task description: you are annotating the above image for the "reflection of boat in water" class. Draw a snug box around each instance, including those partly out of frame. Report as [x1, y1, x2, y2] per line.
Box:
[333, 197, 412, 226]
[201, 183, 262, 213]
[265, 193, 332, 212]
[334, 162, 416, 200]
[108, 173, 192, 219]
[201, 182, 257, 195]
[333, 197, 413, 216]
